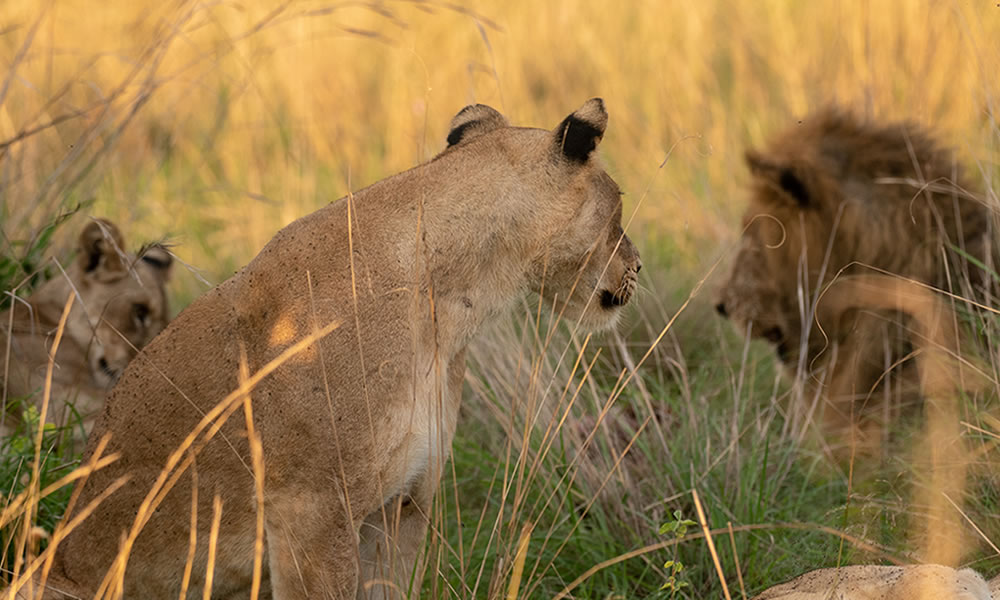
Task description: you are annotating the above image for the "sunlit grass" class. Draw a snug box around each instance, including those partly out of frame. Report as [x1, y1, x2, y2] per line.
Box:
[1, 0, 999, 597]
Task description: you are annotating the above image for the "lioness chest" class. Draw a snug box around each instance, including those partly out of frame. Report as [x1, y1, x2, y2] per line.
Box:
[373, 354, 463, 505]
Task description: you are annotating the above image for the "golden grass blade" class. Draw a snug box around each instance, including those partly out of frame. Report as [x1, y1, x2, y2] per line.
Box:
[177, 463, 198, 600]
[238, 345, 266, 600]
[504, 523, 532, 600]
[942, 492, 1000, 557]
[2, 289, 20, 431]
[202, 495, 223, 600]
[727, 521, 748, 600]
[693, 488, 732, 600]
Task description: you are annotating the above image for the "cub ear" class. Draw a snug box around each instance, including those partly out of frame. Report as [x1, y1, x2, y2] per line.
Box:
[78, 219, 126, 275]
[446, 104, 509, 147]
[553, 98, 608, 163]
[744, 149, 811, 207]
[139, 243, 173, 282]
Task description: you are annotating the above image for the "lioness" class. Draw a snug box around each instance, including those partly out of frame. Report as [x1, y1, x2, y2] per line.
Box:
[714, 108, 994, 450]
[1, 219, 172, 437]
[20, 99, 640, 599]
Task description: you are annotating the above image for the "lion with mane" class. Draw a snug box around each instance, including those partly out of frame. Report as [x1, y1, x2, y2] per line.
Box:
[715, 108, 995, 451]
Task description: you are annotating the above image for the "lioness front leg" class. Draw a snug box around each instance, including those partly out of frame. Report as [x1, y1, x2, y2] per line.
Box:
[266, 495, 359, 600]
[357, 353, 465, 599]
[357, 491, 431, 600]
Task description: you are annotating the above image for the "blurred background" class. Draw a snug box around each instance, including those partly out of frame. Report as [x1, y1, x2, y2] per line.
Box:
[2, 1, 999, 598]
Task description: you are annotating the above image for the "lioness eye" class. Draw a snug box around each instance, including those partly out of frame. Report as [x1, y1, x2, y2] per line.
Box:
[132, 303, 150, 326]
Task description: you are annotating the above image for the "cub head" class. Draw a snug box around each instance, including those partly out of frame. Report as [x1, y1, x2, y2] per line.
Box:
[51, 219, 173, 388]
[444, 98, 641, 331]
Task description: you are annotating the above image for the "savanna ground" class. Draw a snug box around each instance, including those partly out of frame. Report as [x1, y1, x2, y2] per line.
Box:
[2, 1, 1000, 597]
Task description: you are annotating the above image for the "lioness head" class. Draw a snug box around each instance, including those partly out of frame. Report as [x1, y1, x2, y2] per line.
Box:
[443, 98, 641, 331]
[43, 219, 173, 388]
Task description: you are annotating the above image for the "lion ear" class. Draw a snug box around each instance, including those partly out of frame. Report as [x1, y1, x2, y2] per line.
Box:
[553, 98, 607, 163]
[446, 104, 509, 147]
[745, 150, 811, 207]
[139, 243, 173, 283]
[78, 219, 126, 276]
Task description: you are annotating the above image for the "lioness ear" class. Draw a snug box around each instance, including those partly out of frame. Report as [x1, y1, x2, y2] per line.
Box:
[745, 150, 811, 207]
[78, 219, 126, 275]
[446, 104, 509, 147]
[553, 98, 608, 163]
[139, 244, 173, 282]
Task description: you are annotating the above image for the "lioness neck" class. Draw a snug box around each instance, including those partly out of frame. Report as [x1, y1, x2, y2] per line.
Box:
[352, 149, 561, 355]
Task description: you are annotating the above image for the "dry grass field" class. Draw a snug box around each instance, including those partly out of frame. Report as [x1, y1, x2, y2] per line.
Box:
[2, 1, 999, 597]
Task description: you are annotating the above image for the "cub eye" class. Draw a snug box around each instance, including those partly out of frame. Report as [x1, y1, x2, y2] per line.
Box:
[132, 303, 151, 327]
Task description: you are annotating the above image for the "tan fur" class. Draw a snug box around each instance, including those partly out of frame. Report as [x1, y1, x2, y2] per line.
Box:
[753, 565, 997, 600]
[818, 275, 976, 563]
[715, 108, 995, 450]
[18, 100, 640, 599]
[1, 219, 172, 438]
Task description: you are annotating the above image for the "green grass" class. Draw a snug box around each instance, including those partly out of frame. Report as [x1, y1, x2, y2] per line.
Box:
[2, 0, 1000, 597]
[0, 406, 79, 575]
[437, 288, 1000, 598]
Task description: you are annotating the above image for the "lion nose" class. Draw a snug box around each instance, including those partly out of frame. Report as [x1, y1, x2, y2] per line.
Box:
[715, 302, 728, 317]
[762, 326, 783, 344]
[635, 261, 642, 274]
[762, 326, 792, 361]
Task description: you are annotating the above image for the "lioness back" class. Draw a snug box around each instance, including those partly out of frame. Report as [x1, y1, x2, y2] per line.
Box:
[30, 100, 640, 599]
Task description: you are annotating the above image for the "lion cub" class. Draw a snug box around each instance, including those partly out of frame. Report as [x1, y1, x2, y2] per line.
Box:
[27, 100, 640, 599]
[1, 219, 172, 438]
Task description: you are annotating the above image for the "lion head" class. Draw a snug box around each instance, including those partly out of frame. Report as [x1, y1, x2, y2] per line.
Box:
[714, 108, 990, 372]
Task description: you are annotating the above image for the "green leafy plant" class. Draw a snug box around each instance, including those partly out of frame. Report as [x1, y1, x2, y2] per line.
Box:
[658, 510, 697, 597]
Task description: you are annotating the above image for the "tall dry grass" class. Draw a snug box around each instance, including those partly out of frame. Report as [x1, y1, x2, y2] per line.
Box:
[1, 0, 999, 598]
[3, 1, 997, 299]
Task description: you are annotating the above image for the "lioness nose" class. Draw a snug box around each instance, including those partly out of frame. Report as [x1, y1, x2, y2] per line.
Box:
[635, 260, 642, 274]
[715, 302, 727, 317]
